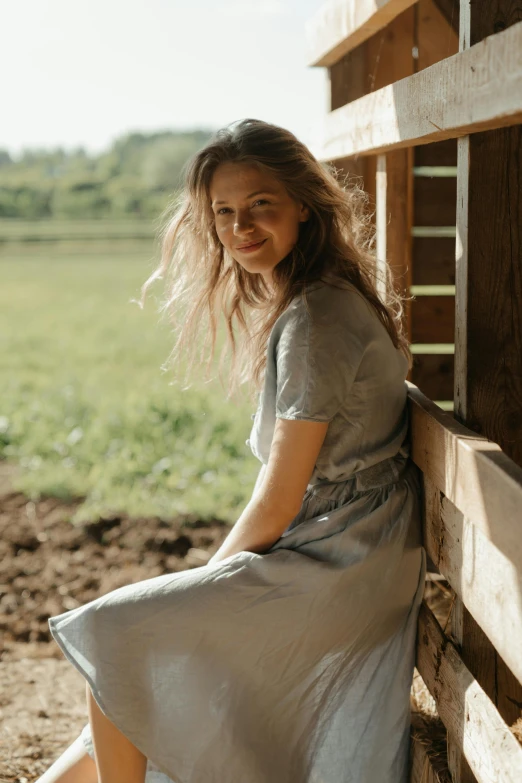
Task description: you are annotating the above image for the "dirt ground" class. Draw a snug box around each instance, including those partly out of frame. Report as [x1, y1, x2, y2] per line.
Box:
[0, 463, 229, 782]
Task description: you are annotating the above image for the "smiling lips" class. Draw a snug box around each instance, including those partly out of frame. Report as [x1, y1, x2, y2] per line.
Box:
[236, 239, 267, 252]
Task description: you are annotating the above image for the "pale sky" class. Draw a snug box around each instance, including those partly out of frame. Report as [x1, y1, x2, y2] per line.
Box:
[2, 0, 328, 159]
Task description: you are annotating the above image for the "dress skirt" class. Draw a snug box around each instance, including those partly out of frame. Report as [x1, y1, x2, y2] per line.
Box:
[48, 451, 426, 783]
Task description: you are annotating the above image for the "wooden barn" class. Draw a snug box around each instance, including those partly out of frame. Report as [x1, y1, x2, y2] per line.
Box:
[304, 1, 522, 781]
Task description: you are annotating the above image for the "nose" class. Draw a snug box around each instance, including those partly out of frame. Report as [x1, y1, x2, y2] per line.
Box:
[233, 209, 255, 235]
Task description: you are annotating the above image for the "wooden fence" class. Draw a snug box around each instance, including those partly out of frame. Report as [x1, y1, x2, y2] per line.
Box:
[305, 1, 522, 780]
[407, 383, 522, 781]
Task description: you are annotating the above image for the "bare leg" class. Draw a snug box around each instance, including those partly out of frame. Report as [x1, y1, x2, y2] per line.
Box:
[35, 734, 98, 783]
[86, 682, 147, 783]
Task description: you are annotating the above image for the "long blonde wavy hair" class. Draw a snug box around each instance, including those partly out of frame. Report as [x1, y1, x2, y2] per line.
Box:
[140, 118, 411, 400]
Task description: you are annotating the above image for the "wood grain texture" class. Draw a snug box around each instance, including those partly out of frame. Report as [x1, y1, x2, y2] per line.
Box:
[412, 237, 456, 285]
[306, 0, 417, 67]
[415, 139, 458, 168]
[460, 125, 522, 464]
[452, 7, 522, 773]
[417, 0, 459, 71]
[407, 383, 522, 554]
[330, 47, 368, 110]
[416, 602, 522, 783]
[412, 353, 454, 399]
[414, 176, 457, 226]
[432, 0, 460, 33]
[411, 296, 455, 343]
[318, 22, 522, 160]
[422, 475, 522, 686]
[371, 9, 415, 335]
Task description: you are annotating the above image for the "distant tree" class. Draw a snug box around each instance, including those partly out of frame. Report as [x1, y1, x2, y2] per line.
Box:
[0, 128, 215, 219]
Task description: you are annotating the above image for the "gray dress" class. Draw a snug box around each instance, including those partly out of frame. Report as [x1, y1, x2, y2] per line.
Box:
[48, 280, 426, 783]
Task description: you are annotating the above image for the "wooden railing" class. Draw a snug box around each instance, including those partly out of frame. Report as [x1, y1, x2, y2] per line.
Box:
[310, 20, 522, 160]
[407, 383, 522, 781]
[306, 0, 522, 780]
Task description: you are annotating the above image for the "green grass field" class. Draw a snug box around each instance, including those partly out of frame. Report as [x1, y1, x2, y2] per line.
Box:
[0, 220, 260, 524]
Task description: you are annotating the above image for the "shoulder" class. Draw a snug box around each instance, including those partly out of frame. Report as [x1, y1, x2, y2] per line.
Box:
[272, 280, 380, 350]
[302, 280, 378, 327]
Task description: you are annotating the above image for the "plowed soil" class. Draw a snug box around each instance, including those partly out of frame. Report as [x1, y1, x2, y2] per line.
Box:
[0, 463, 228, 782]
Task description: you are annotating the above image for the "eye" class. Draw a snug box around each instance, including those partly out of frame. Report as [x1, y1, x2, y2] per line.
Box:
[215, 199, 270, 216]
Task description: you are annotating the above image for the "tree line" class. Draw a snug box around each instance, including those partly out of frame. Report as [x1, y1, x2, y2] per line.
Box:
[0, 129, 214, 220]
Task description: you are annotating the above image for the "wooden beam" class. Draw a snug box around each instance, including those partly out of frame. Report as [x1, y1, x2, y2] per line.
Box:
[317, 21, 522, 160]
[422, 474, 522, 687]
[305, 0, 418, 68]
[407, 384, 522, 554]
[451, 4, 522, 780]
[416, 602, 522, 783]
[372, 8, 415, 330]
[376, 148, 414, 310]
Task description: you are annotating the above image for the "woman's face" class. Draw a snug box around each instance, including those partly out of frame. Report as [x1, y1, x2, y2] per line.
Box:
[209, 162, 310, 287]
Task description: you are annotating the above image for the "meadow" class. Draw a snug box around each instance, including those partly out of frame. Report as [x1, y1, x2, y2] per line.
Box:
[0, 220, 260, 525]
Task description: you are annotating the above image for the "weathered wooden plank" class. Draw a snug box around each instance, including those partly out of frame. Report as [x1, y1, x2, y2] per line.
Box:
[411, 354, 454, 400]
[454, 136, 522, 464]
[306, 0, 418, 68]
[373, 8, 415, 330]
[452, 8, 522, 778]
[416, 602, 522, 783]
[414, 176, 457, 226]
[411, 296, 454, 343]
[422, 475, 522, 687]
[317, 22, 522, 161]
[412, 237, 456, 285]
[407, 383, 522, 558]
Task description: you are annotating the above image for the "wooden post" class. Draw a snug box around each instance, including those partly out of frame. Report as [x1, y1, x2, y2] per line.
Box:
[452, 1, 522, 780]
[370, 7, 415, 332]
[328, 6, 415, 323]
[375, 150, 413, 324]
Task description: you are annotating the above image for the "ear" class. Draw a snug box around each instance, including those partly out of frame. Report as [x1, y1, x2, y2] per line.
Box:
[299, 203, 310, 222]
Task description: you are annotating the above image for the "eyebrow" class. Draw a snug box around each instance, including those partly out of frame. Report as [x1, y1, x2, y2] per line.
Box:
[212, 189, 278, 206]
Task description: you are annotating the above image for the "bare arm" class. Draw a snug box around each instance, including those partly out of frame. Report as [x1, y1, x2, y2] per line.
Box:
[208, 418, 329, 564]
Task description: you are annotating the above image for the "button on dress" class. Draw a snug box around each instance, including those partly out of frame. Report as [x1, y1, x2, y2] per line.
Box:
[48, 280, 426, 783]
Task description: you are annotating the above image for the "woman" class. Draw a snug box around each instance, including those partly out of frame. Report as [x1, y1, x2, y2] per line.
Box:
[41, 118, 425, 783]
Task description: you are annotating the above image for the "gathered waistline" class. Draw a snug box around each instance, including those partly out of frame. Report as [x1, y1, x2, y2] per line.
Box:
[307, 448, 410, 497]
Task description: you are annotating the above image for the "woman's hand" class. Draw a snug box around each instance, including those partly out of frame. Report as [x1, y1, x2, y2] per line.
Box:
[208, 417, 329, 564]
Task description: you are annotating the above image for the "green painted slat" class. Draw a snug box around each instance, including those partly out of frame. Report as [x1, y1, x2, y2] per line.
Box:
[412, 226, 456, 238]
[410, 344, 455, 355]
[410, 285, 456, 296]
[413, 166, 458, 177]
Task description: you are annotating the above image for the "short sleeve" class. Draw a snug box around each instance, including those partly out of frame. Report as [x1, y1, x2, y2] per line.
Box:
[274, 302, 364, 423]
